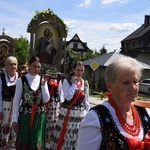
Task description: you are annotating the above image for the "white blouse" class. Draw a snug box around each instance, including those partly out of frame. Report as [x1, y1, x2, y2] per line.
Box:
[76, 101, 150, 150]
[62, 78, 90, 112]
[12, 73, 50, 123]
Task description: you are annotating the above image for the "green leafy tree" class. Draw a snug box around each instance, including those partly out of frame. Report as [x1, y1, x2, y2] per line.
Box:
[14, 36, 30, 66]
[100, 46, 107, 55]
[94, 49, 101, 57]
[83, 49, 101, 60]
[61, 48, 82, 74]
[83, 49, 94, 60]
[61, 46, 107, 75]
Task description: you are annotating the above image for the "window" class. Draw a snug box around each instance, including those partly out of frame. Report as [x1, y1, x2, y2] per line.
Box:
[73, 42, 78, 49]
[142, 79, 150, 83]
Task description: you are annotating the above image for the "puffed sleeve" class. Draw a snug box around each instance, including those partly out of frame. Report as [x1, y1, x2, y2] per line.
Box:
[58, 80, 64, 103]
[41, 81, 50, 103]
[62, 79, 76, 101]
[12, 78, 23, 123]
[76, 110, 102, 150]
[84, 81, 90, 111]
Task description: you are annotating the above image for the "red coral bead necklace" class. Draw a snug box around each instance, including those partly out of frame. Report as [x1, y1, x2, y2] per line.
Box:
[109, 97, 140, 136]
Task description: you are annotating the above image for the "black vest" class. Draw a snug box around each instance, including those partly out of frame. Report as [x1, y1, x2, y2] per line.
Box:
[91, 104, 150, 150]
[19, 76, 46, 114]
[1, 73, 16, 101]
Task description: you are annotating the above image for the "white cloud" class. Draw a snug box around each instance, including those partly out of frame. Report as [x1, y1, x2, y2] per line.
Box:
[109, 23, 138, 32]
[101, 0, 128, 5]
[64, 19, 131, 52]
[77, 0, 95, 8]
[65, 20, 78, 28]
[16, 24, 24, 28]
[0, 0, 146, 54]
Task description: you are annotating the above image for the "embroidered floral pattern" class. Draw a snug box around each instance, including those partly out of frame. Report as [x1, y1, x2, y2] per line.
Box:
[19, 80, 46, 114]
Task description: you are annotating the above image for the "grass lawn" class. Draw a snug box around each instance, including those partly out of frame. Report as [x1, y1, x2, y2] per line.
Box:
[139, 93, 150, 101]
[90, 94, 101, 98]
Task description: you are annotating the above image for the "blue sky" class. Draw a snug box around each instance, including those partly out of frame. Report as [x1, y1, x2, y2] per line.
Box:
[0, 0, 150, 52]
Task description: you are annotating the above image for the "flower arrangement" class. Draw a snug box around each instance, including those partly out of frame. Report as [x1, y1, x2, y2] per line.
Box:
[40, 63, 58, 75]
[32, 9, 54, 20]
[27, 8, 68, 37]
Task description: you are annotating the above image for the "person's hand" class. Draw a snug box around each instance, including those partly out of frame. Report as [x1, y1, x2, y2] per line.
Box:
[12, 122, 18, 132]
[71, 75, 78, 84]
[0, 112, 3, 120]
[71, 76, 81, 84]
[41, 75, 49, 85]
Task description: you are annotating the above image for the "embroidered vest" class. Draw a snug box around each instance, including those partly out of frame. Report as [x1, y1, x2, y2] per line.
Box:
[1, 73, 16, 102]
[91, 105, 150, 150]
[19, 76, 46, 115]
[61, 77, 88, 110]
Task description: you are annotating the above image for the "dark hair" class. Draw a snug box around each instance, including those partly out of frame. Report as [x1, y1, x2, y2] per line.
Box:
[70, 60, 84, 76]
[44, 28, 50, 35]
[72, 61, 84, 69]
[29, 56, 40, 65]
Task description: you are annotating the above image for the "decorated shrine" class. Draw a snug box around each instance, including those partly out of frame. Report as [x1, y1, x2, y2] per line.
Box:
[27, 9, 68, 72]
[0, 28, 16, 69]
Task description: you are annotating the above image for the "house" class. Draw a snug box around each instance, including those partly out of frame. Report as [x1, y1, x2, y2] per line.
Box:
[83, 52, 150, 92]
[120, 15, 150, 65]
[62, 33, 91, 73]
[63, 33, 91, 60]
[65, 33, 90, 52]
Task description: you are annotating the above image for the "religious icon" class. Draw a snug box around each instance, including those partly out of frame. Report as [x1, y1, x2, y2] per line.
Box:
[0, 44, 9, 66]
[36, 28, 56, 65]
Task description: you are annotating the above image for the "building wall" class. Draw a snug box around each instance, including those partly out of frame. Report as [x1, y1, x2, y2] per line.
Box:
[83, 66, 107, 92]
[84, 64, 150, 92]
[141, 69, 150, 80]
[137, 52, 150, 65]
[67, 42, 84, 49]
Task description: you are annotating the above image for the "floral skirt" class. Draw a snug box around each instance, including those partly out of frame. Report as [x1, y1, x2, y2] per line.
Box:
[49, 105, 87, 150]
[46, 99, 60, 142]
[0, 101, 16, 149]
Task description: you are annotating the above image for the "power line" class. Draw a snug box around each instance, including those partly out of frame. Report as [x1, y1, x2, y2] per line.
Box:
[85, 0, 150, 22]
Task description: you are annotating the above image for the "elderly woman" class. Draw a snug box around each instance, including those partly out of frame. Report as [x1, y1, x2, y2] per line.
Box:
[0, 56, 19, 149]
[77, 57, 150, 150]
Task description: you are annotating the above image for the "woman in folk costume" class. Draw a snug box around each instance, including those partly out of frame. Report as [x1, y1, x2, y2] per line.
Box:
[12, 56, 50, 150]
[0, 56, 19, 149]
[45, 74, 63, 143]
[77, 57, 150, 150]
[49, 60, 90, 150]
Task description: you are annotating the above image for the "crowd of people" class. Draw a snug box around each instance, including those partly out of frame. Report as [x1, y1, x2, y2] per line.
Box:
[0, 55, 150, 150]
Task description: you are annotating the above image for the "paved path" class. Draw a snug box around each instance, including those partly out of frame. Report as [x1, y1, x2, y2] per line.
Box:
[89, 96, 106, 108]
